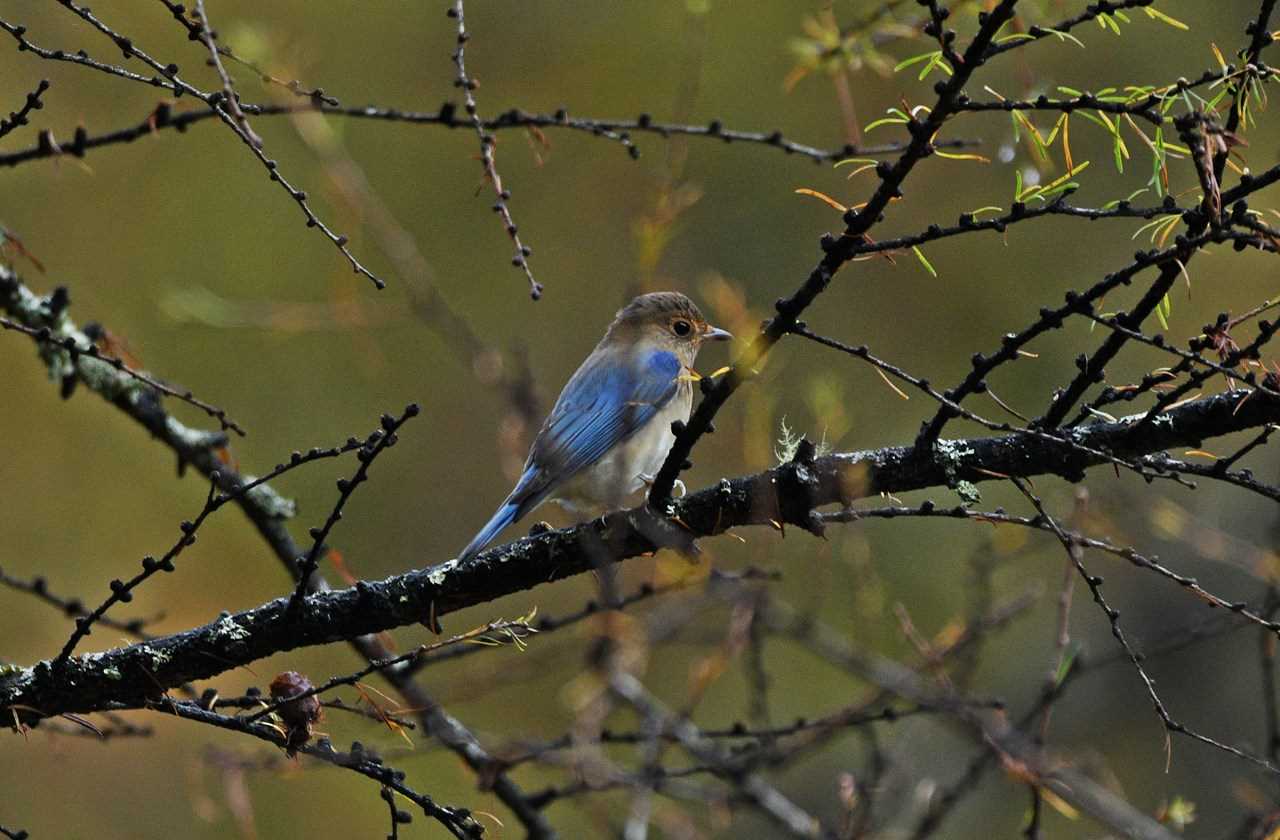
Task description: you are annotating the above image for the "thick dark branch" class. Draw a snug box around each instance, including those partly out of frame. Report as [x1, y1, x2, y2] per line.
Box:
[1220, 0, 1278, 179]
[4, 387, 1278, 719]
[647, 0, 1021, 503]
[1037, 258, 1185, 428]
[607, 672, 827, 838]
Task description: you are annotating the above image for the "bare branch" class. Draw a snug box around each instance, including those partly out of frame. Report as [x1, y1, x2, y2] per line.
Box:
[0, 78, 48, 140]
[5, 385, 1280, 719]
[447, 0, 541, 300]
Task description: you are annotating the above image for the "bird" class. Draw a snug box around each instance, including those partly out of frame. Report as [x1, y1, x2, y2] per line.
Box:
[459, 292, 731, 561]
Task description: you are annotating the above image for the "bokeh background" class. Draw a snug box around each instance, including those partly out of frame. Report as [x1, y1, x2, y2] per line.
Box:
[3, 1, 1280, 837]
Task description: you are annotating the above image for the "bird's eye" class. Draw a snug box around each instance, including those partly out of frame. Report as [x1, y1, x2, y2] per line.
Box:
[672, 320, 692, 337]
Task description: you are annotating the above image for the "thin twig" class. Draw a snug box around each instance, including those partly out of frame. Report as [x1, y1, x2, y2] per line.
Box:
[1, 313, 246, 436]
[0, 78, 48, 139]
[447, 0, 542, 300]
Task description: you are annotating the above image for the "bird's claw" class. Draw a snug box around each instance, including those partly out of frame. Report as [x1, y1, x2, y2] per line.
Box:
[638, 473, 685, 498]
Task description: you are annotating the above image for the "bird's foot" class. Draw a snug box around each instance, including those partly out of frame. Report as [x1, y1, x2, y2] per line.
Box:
[527, 520, 554, 537]
[638, 473, 686, 497]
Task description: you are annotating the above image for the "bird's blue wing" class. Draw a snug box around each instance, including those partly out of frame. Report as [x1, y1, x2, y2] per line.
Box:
[532, 347, 681, 482]
[458, 348, 681, 560]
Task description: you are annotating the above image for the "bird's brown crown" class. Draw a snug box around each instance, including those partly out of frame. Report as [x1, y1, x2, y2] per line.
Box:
[611, 292, 710, 342]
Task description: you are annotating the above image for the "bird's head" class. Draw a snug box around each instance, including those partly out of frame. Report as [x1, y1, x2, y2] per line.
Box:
[607, 292, 732, 362]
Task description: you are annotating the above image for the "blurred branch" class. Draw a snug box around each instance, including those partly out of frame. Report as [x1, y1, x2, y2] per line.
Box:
[35, 709, 153, 740]
[0, 565, 157, 640]
[763, 600, 1182, 840]
[154, 701, 485, 838]
[1011, 478, 1278, 774]
[607, 671, 826, 838]
[503, 700, 978, 769]
[266, 100, 543, 445]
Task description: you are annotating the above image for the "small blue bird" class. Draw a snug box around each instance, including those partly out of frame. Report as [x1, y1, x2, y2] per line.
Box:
[459, 292, 731, 560]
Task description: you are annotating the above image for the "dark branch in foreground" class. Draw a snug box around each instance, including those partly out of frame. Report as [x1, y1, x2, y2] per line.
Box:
[4, 386, 1277, 719]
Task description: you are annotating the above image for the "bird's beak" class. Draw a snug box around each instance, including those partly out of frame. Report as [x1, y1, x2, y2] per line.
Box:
[704, 325, 733, 342]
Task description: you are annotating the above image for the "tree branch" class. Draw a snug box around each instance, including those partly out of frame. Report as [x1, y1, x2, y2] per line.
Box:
[4, 385, 1278, 719]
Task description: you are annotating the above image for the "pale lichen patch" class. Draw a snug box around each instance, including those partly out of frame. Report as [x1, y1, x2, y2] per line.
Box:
[214, 615, 251, 642]
[427, 560, 457, 587]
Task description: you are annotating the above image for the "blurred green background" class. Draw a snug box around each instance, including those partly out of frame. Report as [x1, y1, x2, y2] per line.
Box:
[3, 1, 1280, 837]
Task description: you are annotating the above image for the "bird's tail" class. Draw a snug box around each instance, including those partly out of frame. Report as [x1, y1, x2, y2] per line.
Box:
[459, 465, 553, 561]
[458, 500, 521, 561]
